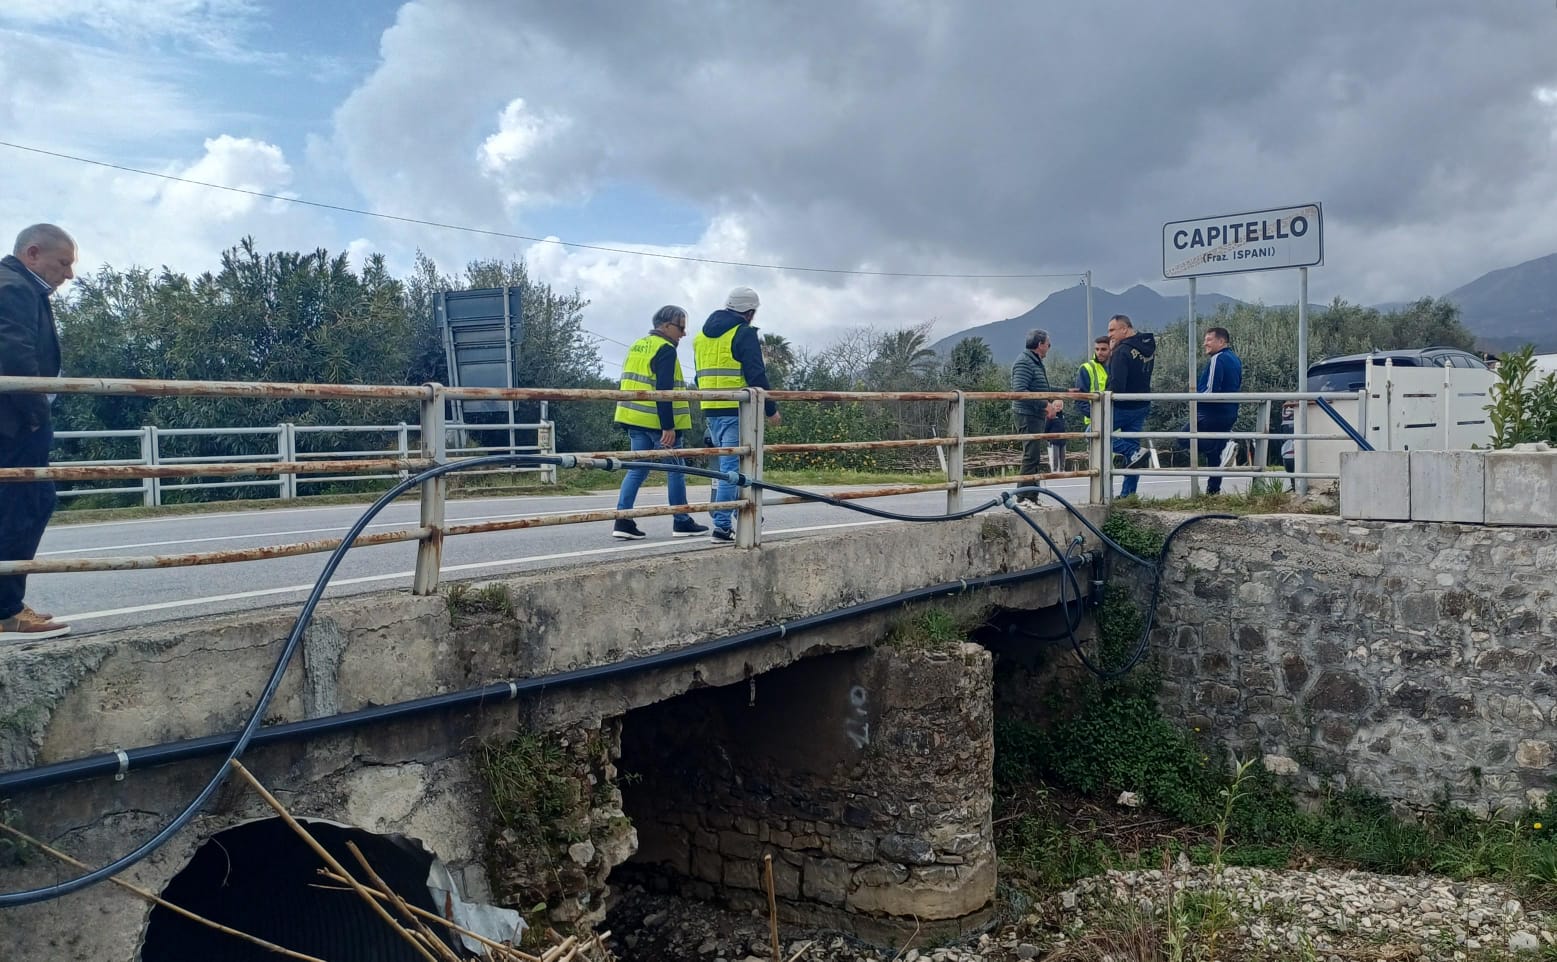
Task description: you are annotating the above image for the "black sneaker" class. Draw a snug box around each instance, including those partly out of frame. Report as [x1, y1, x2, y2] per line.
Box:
[709, 527, 734, 544]
[612, 519, 647, 540]
[672, 519, 710, 538]
[1126, 447, 1150, 467]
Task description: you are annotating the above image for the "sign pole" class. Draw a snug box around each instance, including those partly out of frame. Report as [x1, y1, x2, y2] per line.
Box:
[1296, 266, 1309, 495]
[1187, 276, 1199, 496]
[1084, 270, 1093, 348]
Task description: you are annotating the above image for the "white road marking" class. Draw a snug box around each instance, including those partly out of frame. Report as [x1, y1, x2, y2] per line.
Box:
[40, 507, 613, 555]
[55, 519, 893, 623]
[49, 490, 622, 531]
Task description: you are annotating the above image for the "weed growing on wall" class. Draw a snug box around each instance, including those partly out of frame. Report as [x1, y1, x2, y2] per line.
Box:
[445, 582, 515, 625]
[476, 732, 586, 846]
[1100, 511, 1167, 559]
[0, 800, 34, 867]
[883, 603, 990, 653]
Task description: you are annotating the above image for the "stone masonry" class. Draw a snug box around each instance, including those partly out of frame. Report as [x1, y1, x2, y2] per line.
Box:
[620, 642, 996, 943]
[1146, 512, 1557, 813]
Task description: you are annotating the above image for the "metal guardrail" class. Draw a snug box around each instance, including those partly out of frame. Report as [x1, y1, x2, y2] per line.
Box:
[0, 376, 1105, 593]
[0, 374, 1365, 594]
[1105, 390, 1367, 496]
[52, 419, 556, 506]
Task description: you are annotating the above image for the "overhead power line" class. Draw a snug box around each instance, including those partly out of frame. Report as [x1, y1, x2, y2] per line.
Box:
[1, 140, 1084, 281]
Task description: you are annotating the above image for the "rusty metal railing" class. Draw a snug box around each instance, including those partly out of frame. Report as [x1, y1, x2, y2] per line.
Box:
[0, 376, 1101, 594]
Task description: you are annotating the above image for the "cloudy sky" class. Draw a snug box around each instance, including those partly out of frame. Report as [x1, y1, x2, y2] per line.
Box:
[2, 1, 1555, 367]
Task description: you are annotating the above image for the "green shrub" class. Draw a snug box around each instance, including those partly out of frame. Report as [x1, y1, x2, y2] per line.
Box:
[1487, 346, 1557, 448]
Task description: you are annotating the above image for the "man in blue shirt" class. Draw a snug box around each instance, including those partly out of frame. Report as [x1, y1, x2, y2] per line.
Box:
[1182, 326, 1243, 494]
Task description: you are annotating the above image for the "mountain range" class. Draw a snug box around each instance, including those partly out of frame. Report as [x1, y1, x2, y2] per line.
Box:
[933, 252, 1557, 359]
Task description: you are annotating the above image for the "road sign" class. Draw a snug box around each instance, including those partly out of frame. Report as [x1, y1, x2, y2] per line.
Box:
[437, 286, 523, 414]
[1162, 203, 1322, 279]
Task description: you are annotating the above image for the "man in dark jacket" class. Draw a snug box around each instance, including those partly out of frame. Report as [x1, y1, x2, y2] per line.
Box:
[694, 286, 780, 542]
[1009, 328, 1059, 498]
[0, 224, 75, 641]
[1180, 326, 1244, 494]
[1105, 314, 1156, 498]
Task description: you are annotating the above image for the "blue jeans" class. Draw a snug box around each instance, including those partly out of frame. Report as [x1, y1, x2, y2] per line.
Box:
[0, 426, 56, 619]
[706, 414, 740, 532]
[1111, 406, 1148, 497]
[616, 427, 688, 513]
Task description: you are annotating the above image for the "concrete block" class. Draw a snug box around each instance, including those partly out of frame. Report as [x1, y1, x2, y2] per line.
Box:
[1339, 450, 1411, 520]
[1410, 450, 1485, 523]
[1485, 450, 1557, 526]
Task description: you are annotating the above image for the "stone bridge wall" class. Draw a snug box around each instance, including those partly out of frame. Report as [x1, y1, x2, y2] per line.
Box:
[622, 644, 995, 943]
[1147, 513, 1557, 813]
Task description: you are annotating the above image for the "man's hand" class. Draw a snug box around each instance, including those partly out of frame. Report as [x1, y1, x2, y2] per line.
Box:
[767, 411, 782, 427]
[659, 429, 677, 448]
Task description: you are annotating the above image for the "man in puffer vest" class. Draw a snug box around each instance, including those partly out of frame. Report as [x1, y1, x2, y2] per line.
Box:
[610, 305, 710, 540]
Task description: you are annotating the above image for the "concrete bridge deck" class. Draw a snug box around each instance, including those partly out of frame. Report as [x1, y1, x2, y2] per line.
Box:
[0, 503, 1101, 960]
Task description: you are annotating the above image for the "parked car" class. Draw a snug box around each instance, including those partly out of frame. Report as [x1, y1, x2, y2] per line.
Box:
[1306, 347, 1489, 391]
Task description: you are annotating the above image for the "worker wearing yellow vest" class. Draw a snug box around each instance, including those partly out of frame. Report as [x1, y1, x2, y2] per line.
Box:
[611, 305, 710, 540]
[694, 286, 780, 543]
[1071, 335, 1111, 426]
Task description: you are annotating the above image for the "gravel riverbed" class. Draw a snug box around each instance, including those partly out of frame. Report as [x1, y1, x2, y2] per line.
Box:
[606, 865, 1555, 962]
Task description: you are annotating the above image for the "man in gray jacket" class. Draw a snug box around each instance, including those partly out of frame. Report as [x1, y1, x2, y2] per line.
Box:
[1009, 328, 1060, 499]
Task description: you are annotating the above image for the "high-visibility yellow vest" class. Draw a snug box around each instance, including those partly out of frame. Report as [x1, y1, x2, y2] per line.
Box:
[694, 326, 745, 412]
[614, 334, 691, 430]
[1080, 358, 1108, 425]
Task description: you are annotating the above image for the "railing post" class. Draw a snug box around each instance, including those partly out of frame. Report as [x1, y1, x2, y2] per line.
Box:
[945, 391, 965, 514]
[1087, 395, 1105, 505]
[148, 425, 163, 507]
[540, 420, 557, 484]
[279, 423, 296, 500]
[139, 425, 156, 507]
[396, 422, 410, 480]
[1356, 388, 1369, 452]
[413, 384, 447, 595]
[1098, 393, 1114, 505]
[736, 388, 765, 548]
[1254, 400, 1272, 476]
[1188, 398, 1201, 497]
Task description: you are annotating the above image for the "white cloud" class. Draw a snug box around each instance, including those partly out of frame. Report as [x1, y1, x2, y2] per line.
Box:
[0, 1, 261, 59]
[0, 134, 328, 286]
[0, 29, 210, 148]
[323, 0, 1557, 349]
[478, 98, 574, 209]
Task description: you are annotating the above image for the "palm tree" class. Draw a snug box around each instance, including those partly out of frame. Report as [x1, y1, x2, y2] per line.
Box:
[761, 332, 795, 387]
[870, 324, 940, 387]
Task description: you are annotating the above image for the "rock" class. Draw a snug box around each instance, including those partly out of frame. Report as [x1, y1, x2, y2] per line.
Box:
[567, 840, 595, 866]
[1262, 753, 1301, 776]
[1016, 944, 1039, 959]
[1511, 931, 1541, 953]
[1117, 790, 1143, 808]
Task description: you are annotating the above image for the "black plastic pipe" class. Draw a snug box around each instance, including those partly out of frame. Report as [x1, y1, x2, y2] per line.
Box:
[0, 559, 1078, 796]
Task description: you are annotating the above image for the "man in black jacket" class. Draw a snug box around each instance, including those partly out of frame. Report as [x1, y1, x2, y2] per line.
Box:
[0, 224, 75, 641]
[1105, 314, 1156, 498]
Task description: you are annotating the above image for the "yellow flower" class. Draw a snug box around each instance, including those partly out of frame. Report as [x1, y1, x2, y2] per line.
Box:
[1536, 822, 1544, 830]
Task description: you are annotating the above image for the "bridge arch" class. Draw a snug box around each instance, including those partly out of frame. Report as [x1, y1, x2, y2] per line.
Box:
[139, 818, 463, 961]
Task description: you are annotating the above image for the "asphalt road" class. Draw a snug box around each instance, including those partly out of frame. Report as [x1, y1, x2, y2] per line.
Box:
[29, 474, 1211, 637]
